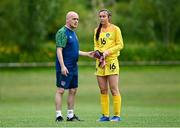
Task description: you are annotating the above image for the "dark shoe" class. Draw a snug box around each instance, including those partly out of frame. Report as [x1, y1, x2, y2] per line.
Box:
[67, 114, 83, 121]
[56, 116, 64, 122]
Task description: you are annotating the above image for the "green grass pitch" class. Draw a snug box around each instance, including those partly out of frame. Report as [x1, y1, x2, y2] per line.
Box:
[0, 66, 180, 127]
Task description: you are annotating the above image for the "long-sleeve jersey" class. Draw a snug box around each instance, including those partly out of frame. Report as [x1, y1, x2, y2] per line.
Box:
[94, 24, 124, 60]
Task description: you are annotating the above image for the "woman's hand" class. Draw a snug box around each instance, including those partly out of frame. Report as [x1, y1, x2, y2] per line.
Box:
[103, 50, 110, 58]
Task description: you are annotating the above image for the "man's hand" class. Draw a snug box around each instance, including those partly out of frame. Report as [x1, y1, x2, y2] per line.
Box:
[61, 66, 69, 76]
[93, 50, 102, 59]
[88, 51, 96, 58]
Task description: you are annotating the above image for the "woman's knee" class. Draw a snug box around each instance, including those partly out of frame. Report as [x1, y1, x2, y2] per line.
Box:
[110, 87, 120, 96]
[100, 88, 108, 94]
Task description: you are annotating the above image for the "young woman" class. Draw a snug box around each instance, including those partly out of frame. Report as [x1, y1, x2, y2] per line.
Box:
[93, 9, 124, 121]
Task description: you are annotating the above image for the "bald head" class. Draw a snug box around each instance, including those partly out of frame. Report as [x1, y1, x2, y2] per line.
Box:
[66, 11, 78, 20]
[66, 11, 79, 29]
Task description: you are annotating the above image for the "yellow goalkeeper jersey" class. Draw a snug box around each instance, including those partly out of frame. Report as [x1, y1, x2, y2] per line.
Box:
[94, 24, 124, 60]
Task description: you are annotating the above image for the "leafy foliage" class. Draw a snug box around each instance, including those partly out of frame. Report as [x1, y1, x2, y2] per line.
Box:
[0, 0, 180, 62]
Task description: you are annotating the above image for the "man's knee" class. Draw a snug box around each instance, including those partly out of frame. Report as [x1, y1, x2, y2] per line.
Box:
[69, 88, 77, 95]
[56, 88, 64, 94]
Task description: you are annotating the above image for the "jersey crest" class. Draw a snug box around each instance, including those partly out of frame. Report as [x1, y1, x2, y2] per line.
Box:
[106, 33, 110, 38]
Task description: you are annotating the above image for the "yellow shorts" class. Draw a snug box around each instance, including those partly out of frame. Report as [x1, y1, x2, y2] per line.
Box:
[95, 58, 119, 76]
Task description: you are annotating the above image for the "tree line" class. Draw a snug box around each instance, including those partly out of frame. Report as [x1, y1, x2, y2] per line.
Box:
[0, 0, 180, 62]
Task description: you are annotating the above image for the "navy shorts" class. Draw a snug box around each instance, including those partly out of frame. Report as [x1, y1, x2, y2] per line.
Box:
[56, 69, 78, 89]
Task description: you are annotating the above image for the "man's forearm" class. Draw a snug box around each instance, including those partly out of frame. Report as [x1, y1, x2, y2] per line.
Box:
[79, 50, 88, 56]
[57, 48, 65, 68]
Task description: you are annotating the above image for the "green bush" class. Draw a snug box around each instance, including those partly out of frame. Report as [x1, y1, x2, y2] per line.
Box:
[0, 42, 56, 62]
[120, 42, 180, 61]
[0, 41, 180, 63]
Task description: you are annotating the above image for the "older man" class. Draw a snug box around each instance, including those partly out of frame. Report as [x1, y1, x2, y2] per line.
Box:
[55, 11, 92, 122]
